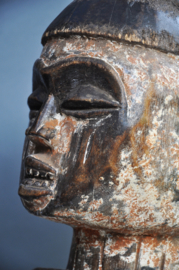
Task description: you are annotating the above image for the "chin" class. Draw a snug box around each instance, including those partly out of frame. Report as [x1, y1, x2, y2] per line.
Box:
[18, 175, 58, 213]
[21, 195, 53, 213]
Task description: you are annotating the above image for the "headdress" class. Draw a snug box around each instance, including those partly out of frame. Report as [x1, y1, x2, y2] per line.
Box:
[42, 0, 179, 54]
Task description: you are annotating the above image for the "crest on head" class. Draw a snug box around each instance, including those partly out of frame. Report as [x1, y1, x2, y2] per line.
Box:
[42, 0, 179, 54]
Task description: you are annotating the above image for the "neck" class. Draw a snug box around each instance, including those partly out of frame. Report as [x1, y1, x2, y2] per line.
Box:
[67, 228, 179, 270]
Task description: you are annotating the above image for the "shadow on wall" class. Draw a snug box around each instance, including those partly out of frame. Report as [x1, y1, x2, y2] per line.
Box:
[0, 1, 73, 270]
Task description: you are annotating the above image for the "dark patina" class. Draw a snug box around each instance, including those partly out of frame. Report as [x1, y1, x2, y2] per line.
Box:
[19, 0, 179, 269]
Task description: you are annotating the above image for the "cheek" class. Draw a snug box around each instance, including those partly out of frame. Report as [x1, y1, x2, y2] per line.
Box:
[52, 122, 75, 154]
[129, 91, 179, 189]
[50, 117, 87, 155]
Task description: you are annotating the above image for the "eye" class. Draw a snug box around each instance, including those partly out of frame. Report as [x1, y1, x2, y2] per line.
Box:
[28, 86, 47, 120]
[62, 100, 118, 110]
[61, 85, 120, 118]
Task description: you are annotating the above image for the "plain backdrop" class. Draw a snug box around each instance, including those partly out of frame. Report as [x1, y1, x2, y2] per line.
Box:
[0, 1, 73, 269]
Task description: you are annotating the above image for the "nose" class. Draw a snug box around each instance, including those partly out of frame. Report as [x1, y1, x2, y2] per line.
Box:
[26, 94, 57, 141]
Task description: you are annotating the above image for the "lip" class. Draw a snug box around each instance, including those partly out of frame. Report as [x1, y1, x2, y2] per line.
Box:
[18, 184, 52, 197]
[25, 155, 56, 175]
[18, 155, 57, 199]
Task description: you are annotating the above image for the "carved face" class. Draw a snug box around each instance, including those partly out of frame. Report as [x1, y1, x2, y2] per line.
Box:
[19, 36, 179, 235]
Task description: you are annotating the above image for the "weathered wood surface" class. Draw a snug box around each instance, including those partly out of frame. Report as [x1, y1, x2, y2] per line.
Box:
[18, 0, 179, 269]
[67, 229, 179, 270]
[34, 229, 179, 270]
[20, 36, 179, 235]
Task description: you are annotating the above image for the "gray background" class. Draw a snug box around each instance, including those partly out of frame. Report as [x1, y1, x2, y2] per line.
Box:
[0, 1, 73, 269]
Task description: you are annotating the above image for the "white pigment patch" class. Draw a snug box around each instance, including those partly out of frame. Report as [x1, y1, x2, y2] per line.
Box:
[165, 95, 173, 104]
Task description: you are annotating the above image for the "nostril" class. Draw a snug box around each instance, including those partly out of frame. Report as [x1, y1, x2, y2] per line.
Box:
[37, 128, 56, 140]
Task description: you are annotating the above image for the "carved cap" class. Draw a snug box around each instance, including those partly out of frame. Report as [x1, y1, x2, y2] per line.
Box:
[42, 0, 179, 54]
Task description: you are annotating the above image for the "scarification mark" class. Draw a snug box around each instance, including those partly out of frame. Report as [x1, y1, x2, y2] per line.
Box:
[109, 0, 117, 26]
[159, 253, 165, 270]
[72, 128, 84, 164]
[134, 240, 141, 270]
[83, 130, 96, 164]
[83, 115, 112, 164]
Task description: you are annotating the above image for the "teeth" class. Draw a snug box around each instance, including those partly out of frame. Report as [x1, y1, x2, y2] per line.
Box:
[45, 181, 50, 187]
[42, 182, 47, 188]
[33, 181, 42, 187]
[25, 167, 55, 181]
[26, 168, 33, 175]
[34, 170, 39, 177]
[26, 180, 35, 186]
[48, 173, 54, 180]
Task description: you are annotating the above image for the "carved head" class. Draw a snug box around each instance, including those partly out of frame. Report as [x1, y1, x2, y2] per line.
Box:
[19, 0, 179, 236]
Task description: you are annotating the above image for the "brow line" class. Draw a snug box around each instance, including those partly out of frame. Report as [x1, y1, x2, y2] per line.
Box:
[35, 56, 115, 75]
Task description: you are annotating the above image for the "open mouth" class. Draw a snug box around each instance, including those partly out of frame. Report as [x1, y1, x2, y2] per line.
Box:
[18, 155, 57, 198]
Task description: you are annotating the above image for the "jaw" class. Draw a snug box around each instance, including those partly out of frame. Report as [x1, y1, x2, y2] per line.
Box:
[20, 193, 54, 212]
[18, 181, 56, 212]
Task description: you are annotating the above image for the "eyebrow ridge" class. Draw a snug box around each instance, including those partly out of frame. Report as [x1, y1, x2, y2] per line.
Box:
[33, 56, 127, 111]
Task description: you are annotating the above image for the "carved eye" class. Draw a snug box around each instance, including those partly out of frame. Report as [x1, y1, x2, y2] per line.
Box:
[61, 85, 120, 118]
[28, 86, 47, 120]
[62, 100, 118, 110]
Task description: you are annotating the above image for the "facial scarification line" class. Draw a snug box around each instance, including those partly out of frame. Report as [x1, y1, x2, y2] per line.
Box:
[83, 115, 112, 165]
[83, 130, 96, 165]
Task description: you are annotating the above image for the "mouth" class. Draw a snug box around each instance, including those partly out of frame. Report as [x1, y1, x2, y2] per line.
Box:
[18, 155, 57, 199]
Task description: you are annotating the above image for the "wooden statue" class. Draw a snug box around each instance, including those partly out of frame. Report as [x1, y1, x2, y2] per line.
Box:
[18, 0, 179, 269]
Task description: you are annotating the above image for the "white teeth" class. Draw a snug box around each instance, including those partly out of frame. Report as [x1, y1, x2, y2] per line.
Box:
[48, 173, 54, 180]
[24, 179, 53, 188]
[45, 181, 50, 187]
[34, 170, 39, 177]
[33, 181, 42, 187]
[25, 167, 55, 182]
[26, 168, 31, 175]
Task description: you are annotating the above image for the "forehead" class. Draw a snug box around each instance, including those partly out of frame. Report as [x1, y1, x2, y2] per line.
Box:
[39, 36, 179, 123]
[40, 36, 179, 90]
